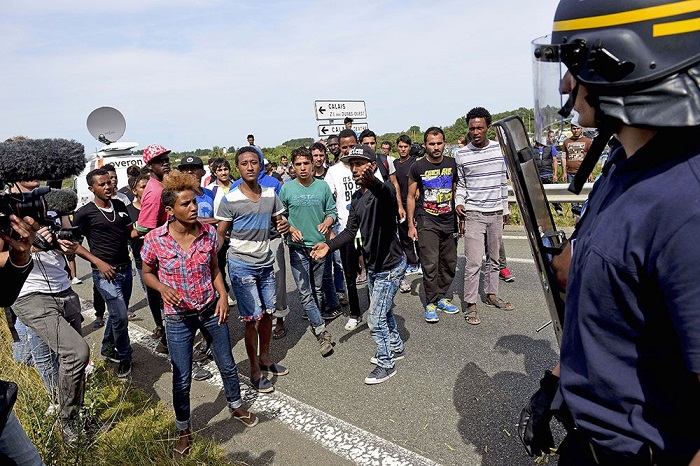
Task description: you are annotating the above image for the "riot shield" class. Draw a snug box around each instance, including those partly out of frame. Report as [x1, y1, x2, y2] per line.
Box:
[493, 115, 566, 345]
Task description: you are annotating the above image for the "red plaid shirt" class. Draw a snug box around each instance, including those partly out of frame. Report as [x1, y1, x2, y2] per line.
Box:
[141, 222, 218, 315]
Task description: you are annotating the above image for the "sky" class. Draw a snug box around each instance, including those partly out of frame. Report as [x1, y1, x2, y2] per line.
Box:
[1, 0, 561, 154]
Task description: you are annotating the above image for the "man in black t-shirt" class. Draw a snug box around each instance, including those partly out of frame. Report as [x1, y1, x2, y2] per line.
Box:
[393, 134, 421, 285]
[74, 168, 134, 378]
[407, 127, 459, 323]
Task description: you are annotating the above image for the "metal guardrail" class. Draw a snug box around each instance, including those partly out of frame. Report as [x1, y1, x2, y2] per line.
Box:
[508, 182, 593, 203]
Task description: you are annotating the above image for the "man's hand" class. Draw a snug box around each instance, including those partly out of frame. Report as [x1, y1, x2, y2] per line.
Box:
[159, 284, 182, 307]
[96, 260, 116, 281]
[310, 242, 329, 261]
[517, 370, 559, 457]
[455, 205, 466, 218]
[398, 205, 406, 222]
[355, 163, 377, 187]
[503, 214, 511, 226]
[1, 215, 40, 266]
[408, 223, 418, 241]
[317, 222, 330, 236]
[57, 239, 79, 255]
[276, 217, 290, 235]
[289, 226, 303, 243]
[215, 295, 229, 325]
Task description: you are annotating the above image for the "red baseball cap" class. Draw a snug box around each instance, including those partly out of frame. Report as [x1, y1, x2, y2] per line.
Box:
[143, 144, 171, 164]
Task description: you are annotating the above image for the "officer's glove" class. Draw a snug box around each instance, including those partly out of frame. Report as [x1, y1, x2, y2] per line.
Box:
[517, 370, 559, 457]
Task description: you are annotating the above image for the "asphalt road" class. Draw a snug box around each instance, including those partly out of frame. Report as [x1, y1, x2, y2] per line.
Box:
[73, 225, 565, 466]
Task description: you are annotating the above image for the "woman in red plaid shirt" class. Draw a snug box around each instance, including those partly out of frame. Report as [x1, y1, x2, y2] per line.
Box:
[141, 170, 258, 459]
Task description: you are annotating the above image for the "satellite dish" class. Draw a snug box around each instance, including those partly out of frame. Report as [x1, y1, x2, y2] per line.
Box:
[87, 107, 126, 145]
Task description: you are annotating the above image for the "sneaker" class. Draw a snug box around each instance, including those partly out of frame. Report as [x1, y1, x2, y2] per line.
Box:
[117, 360, 131, 378]
[71, 277, 83, 285]
[344, 316, 362, 331]
[364, 365, 396, 385]
[127, 311, 137, 320]
[251, 375, 274, 393]
[155, 341, 169, 355]
[92, 317, 105, 329]
[437, 298, 459, 314]
[499, 267, 515, 282]
[101, 347, 120, 363]
[555, 208, 564, 217]
[317, 331, 334, 356]
[405, 264, 420, 275]
[192, 362, 212, 381]
[399, 280, 411, 293]
[192, 343, 212, 363]
[370, 350, 404, 365]
[337, 292, 349, 306]
[85, 360, 95, 377]
[356, 273, 367, 285]
[321, 306, 342, 321]
[424, 303, 439, 323]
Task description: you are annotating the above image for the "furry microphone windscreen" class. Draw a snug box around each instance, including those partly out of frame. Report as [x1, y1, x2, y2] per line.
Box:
[44, 189, 79, 216]
[0, 138, 86, 183]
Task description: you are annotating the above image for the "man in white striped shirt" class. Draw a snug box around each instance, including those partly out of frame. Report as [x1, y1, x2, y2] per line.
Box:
[455, 107, 514, 326]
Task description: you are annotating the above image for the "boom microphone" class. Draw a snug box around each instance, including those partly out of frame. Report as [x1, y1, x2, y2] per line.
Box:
[44, 189, 78, 216]
[0, 138, 86, 184]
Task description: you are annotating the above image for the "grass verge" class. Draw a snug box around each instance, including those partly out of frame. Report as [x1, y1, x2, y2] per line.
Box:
[0, 319, 241, 466]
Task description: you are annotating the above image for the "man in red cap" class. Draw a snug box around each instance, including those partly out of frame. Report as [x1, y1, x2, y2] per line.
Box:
[136, 144, 171, 347]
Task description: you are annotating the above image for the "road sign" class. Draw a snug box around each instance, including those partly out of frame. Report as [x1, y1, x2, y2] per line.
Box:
[315, 100, 367, 120]
[317, 122, 368, 137]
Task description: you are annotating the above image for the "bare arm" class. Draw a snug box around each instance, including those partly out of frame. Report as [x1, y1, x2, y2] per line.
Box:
[407, 180, 419, 241]
[75, 244, 115, 281]
[390, 174, 405, 220]
[216, 220, 232, 252]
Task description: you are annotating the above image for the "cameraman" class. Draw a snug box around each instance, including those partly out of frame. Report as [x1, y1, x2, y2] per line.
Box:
[0, 209, 45, 464]
[6, 180, 89, 444]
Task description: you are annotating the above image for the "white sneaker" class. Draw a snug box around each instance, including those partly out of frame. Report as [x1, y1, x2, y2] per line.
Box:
[399, 280, 411, 293]
[344, 316, 362, 331]
[71, 277, 83, 285]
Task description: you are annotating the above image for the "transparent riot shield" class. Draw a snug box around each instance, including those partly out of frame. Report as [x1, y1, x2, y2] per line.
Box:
[493, 115, 566, 345]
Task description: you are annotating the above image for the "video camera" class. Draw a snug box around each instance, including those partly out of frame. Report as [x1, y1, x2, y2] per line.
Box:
[0, 138, 86, 245]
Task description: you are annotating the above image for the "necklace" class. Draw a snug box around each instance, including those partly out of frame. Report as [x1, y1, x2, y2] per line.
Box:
[94, 201, 116, 223]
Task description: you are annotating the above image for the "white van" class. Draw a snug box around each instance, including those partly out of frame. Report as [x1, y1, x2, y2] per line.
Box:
[73, 142, 144, 208]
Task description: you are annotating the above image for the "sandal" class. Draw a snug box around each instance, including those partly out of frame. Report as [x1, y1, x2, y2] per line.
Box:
[272, 326, 287, 340]
[483, 295, 514, 311]
[251, 376, 275, 393]
[464, 308, 481, 325]
[231, 408, 259, 428]
[173, 430, 191, 459]
[151, 326, 164, 339]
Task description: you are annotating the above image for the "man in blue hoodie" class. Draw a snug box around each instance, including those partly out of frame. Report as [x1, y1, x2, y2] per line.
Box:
[231, 147, 291, 339]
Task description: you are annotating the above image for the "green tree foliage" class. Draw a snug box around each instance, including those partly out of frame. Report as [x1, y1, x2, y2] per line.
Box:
[282, 137, 314, 148]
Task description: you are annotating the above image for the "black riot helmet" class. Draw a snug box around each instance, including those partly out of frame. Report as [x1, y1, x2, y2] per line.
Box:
[532, 0, 700, 192]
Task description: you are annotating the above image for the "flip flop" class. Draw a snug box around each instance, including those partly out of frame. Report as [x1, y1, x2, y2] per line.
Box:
[272, 327, 287, 340]
[231, 410, 259, 428]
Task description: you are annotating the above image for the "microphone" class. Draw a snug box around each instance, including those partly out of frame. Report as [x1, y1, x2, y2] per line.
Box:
[44, 189, 78, 216]
[0, 138, 86, 184]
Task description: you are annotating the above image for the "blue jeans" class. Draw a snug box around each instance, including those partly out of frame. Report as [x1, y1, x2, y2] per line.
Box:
[0, 412, 45, 465]
[12, 317, 59, 399]
[229, 262, 276, 322]
[367, 256, 406, 369]
[288, 245, 337, 334]
[165, 306, 243, 431]
[93, 266, 133, 362]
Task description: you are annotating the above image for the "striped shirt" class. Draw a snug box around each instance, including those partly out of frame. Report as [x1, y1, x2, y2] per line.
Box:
[454, 140, 509, 214]
[215, 185, 283, 268]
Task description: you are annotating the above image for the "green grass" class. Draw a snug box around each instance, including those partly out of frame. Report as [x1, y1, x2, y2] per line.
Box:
[0, 321, 242, 466]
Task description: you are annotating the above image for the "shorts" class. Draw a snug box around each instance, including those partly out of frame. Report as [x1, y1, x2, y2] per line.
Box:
[228, 261, 276, 322]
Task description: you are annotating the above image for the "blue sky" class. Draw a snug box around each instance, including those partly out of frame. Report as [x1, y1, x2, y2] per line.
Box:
[1, 0, 560, 153]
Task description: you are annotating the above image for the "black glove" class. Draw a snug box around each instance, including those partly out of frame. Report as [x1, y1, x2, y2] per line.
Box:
[518, 370, 559, 457]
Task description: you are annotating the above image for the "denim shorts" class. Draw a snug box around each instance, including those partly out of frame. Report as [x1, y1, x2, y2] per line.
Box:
[229, 262, 276, 322]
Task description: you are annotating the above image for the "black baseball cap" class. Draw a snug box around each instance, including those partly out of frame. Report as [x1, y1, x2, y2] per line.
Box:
[340, 144, 376, 163]
[178, 155, 204, 169]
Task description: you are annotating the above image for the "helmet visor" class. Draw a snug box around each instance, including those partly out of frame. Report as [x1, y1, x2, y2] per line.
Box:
[531, 35, 570, 145]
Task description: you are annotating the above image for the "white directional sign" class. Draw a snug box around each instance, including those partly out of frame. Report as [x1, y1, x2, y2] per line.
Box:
[317, 122, 368, 137]
[315, 100, 367, 120]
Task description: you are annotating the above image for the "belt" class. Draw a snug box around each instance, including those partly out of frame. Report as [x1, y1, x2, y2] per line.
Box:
[468, 210, 503, 216]
[112, 264, 131, 273]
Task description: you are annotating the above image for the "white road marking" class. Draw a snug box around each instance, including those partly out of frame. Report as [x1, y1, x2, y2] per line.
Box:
[82, 303, 443, 466]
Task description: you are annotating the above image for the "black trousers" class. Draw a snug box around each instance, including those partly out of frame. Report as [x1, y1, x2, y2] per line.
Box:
[338, 240, 363, 318]
[416, 217, 456, 304]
